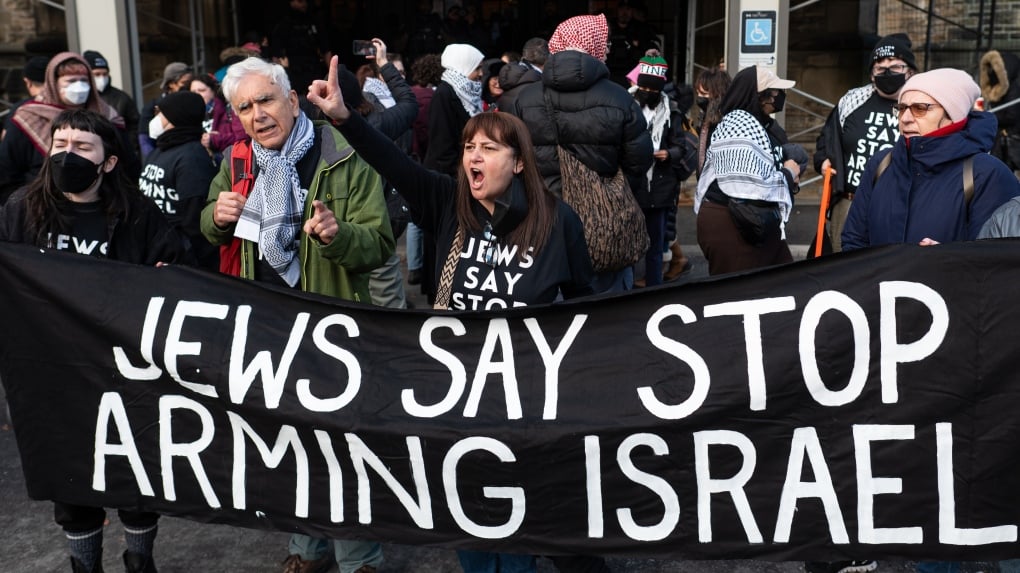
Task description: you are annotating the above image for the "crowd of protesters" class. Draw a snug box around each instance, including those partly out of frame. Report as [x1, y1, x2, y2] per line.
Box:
[3, 1, 1020, 572]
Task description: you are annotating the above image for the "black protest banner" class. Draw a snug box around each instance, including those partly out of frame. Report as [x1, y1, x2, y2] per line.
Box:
[2, 240, 1020, 562]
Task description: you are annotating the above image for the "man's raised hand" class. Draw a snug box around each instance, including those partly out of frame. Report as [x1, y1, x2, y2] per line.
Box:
[307, 55, 350, 125]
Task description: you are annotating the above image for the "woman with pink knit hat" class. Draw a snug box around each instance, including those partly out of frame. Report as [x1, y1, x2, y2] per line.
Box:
[842, 67, 1020, 252]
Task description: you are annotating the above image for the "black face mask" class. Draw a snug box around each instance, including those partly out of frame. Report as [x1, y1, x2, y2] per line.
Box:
[50, 151, 103, 195]
[635, 90, 662, 109]
[762, 90, 786, 113]
[696, 96, 710, 111]
[874, 72, 907, 95]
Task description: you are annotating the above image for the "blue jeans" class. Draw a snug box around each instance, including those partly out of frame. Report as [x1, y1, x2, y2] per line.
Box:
[1001, 559, 1020, 573]
[406, 221, 423, 271]
[456, 550, 536, 573]
[288, 534, 382, 573]
[915, 562, 960, 573]
[642, 207, 667, 286]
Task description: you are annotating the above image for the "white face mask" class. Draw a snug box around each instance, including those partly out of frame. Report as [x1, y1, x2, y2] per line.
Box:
[94, 76, 110, 92]
[62, 81, 91, 105]
[148, 115, 166, 139]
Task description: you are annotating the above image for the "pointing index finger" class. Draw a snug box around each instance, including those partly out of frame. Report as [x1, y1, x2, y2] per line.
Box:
[327, 55, 338, 88]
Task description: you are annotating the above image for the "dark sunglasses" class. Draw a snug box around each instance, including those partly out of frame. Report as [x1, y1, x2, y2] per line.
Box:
[892, 102, 942, 118]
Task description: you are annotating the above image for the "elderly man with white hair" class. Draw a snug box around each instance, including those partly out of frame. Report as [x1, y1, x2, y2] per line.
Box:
[199, 56, 393, 573]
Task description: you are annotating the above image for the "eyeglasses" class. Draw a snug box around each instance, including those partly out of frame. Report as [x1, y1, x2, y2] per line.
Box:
[873, 64, 909, 75]
[892, 102, 942, 118]
[482, 222, 498, 267]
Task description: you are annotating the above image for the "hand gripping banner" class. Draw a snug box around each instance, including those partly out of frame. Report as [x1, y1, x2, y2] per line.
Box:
[2, 240, 1020, 562]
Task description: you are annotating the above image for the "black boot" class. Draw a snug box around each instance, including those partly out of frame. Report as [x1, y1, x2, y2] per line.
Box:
[122, 551, 157, 573]
[70, 556, 104, 573]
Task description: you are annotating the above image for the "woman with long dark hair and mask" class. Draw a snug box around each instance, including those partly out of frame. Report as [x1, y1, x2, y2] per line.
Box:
[694, 65, 732, 176]
[0, 111, 186, 573]
[0, 52, 137, 204]
[694, 65, 806, 276]
[0, 108, 188, 269]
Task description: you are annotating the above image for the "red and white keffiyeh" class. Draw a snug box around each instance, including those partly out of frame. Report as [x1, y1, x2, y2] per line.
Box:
[548, 14, 609, 61]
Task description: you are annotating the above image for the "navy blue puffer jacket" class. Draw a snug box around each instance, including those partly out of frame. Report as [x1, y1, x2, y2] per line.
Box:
[843, 111, 1020, 250]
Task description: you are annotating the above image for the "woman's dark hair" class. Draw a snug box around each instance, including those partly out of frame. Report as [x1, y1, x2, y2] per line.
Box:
[455, 112, 555, 257]
[693, 65, 734, 149]
[24, 108, 138, 247]
[720, 65, 768, 124]
[697, 66, 731, 99]
[189, 74, 226, 104]
[410, 53, 443, 87]
[481, 60, 506, 104]
[55, 59, 90, 79]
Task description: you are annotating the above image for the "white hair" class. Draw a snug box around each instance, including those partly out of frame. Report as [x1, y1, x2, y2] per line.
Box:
[221, 57, 291, 104]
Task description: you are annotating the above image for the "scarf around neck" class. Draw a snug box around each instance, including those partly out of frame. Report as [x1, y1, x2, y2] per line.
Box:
[233, 113, 315, 286]
[442, 69, 483, 117]
[642, 93, 670, 182]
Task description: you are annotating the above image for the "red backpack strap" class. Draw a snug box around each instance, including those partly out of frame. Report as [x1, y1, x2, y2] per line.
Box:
[231, 139, 254, 197]
[219, 140, 253, 276]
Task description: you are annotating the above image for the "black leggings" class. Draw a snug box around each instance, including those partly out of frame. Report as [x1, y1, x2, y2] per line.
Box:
[54, 502, 159, 534]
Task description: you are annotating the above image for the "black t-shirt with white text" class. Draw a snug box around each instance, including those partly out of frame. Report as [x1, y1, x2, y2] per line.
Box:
[840, 92, 900, 193]
[49, 200, 109, 258]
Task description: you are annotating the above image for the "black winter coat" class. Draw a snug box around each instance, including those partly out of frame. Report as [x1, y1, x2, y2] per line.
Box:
[639, 101, 698, 210]
[422, 81, 469, 177]
[139, 136, 218, 269]
[513, 50, 653, 198]
[99, 86, 141, 153]
[497, 63, 541, 113]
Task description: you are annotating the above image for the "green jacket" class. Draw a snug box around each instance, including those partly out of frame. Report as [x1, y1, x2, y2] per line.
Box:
[200, 121, 394, 303]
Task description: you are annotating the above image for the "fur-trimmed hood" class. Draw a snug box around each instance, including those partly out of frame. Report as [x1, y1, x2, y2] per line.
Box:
[980, 50, 1020, 103]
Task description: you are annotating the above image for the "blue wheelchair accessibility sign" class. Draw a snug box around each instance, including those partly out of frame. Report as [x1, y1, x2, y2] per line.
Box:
[742, 10, 776, 53]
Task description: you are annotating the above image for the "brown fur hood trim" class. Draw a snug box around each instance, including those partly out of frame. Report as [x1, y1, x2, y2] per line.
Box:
[981, 50, 1010, 103]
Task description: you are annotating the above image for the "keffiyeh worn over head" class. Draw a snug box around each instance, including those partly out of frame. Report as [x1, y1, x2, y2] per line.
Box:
[548, 14, 610, 61]
[442, 68, 483, 117]
[233, 113, 315, 286]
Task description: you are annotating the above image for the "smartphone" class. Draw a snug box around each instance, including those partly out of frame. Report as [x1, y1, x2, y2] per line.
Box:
[352, 40, 375, 56]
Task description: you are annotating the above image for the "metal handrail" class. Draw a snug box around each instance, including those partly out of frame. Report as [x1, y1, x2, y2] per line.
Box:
[988, 96, 1020, 114]
[33, 0, 65, 11]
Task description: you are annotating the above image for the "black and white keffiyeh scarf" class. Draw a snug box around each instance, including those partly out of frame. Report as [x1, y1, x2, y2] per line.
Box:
[442, 68, 483, 117]
[641, 93, 671, 182]
[695, 109, 792, 230]
[234, 112, 315, 286]
[837, 85, 875, 127]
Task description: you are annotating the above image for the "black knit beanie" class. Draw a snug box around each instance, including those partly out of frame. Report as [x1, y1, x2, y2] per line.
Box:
[872, 34, 917, 71]
[158, 91, 206, 128]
